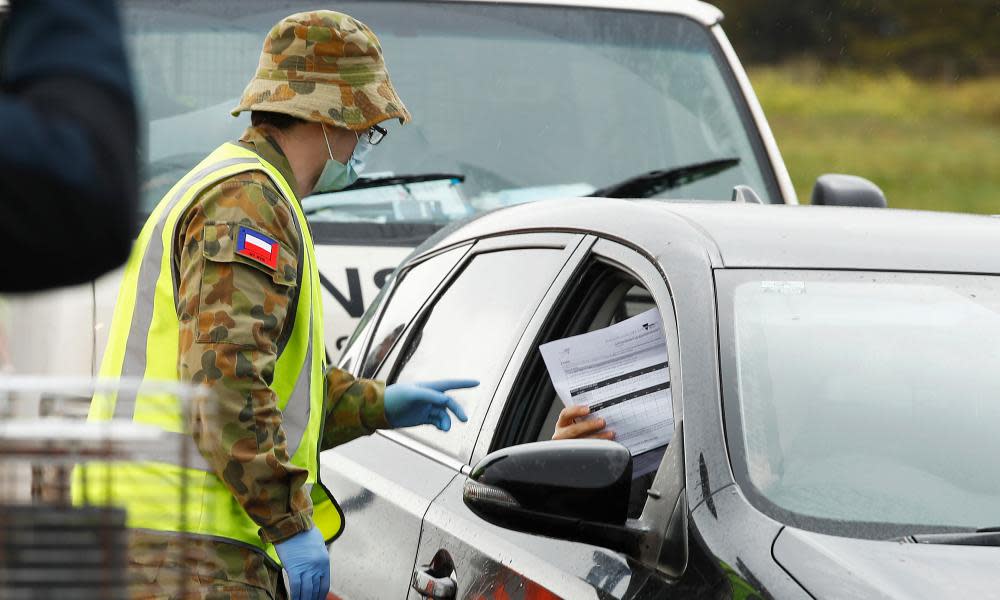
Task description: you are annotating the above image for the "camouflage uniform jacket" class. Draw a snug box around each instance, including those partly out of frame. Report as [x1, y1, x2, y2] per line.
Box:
[130, 126, 388, 589]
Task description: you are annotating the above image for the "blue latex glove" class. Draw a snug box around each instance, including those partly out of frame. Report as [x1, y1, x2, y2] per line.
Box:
[384, 379, 479, 430]
[273, 527, 329, 600]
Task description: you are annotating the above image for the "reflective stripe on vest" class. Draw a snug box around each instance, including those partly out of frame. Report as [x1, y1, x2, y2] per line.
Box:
[77, 143, 344, 561]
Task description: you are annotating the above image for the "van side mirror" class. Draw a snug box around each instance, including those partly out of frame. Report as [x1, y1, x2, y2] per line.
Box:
[463, 440, 644, 553]
[811, 174, 887, 208]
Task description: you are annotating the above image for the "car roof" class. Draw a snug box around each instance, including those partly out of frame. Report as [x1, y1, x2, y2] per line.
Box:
[428, 198, 1000, 275]
[430, 0, 723, 25]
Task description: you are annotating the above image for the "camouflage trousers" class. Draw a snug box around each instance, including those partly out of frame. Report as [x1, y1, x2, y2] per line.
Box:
[127, 530, 288, 600]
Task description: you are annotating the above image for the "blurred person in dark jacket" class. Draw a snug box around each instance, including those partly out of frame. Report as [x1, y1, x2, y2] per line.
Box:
[0, 0, 137, 291]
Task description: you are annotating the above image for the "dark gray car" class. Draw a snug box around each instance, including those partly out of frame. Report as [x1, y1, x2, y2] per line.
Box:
[321, 199, 1000, 599]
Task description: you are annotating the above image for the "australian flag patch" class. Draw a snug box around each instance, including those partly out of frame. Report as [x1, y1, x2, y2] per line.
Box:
[236, 226, 279, 270]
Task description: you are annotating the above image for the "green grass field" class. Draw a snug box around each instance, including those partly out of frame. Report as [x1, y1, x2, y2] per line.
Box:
[748, 66, 1000, 214]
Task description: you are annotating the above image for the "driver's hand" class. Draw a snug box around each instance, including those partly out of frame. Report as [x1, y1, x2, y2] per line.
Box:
[552, 405, 615, 441]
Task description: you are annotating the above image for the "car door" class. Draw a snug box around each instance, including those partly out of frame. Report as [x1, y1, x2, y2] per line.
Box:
[324, 232, 585, 600]
[322, 243, 470, 600]
[409, 239, 725, 599]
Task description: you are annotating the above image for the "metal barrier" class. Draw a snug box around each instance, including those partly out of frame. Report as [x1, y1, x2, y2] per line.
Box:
[0, 377, 206, 599]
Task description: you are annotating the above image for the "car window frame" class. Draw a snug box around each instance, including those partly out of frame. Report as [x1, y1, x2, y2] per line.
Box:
[373, 232, 589, 468]
[356, 243, 473, 379]
[337, 243, 472, 377]
[474, 237, 684, 516]
[337, 269, 396, 376]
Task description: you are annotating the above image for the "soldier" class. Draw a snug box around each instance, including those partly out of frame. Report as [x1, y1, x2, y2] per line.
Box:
[86, 11, 476, 600]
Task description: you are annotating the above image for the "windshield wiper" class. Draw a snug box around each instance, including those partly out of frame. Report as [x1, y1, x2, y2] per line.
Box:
[895, 529, 1000, 547]
[302, 173, 465, 216]
[589, 158, 740, 199]
[344, 173, 464, 190]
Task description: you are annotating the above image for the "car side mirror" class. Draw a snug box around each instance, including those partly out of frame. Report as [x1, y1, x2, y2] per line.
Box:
[463, 440, 644, 553]
[811, 174, 887, 208]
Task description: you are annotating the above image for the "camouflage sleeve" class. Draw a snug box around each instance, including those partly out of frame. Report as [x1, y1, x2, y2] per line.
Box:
[177, 172, 313, 545]
[321, 367, 390, 450]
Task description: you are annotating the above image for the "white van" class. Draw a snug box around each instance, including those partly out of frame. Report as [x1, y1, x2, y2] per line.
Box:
[2, 0, 800, 375]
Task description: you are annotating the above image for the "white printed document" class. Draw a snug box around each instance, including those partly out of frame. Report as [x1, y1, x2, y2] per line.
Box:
[540, 308, 674, 457]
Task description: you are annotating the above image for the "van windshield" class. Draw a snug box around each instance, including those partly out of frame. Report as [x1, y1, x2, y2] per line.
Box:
[123, 1, 779, 233]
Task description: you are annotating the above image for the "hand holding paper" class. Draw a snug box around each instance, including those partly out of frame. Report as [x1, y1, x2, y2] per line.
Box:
[552, 404, 614, 441]
[540, 308, 674, 457]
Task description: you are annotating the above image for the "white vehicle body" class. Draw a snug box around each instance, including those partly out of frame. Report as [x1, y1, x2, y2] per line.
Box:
[1, 0, 796, 376]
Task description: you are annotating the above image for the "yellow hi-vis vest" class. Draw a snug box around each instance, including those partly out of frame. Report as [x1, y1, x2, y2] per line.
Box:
[79, 142, 343, 563]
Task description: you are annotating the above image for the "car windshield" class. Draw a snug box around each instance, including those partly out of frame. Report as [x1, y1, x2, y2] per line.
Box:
[123, 1, 779, 229]
[718, 270, 1000, 538]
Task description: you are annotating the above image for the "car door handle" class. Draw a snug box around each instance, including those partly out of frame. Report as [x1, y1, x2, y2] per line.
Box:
[411, 566, 456, 600]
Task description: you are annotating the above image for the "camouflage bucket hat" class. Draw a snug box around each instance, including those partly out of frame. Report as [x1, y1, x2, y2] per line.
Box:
[232, 10, 411, 130]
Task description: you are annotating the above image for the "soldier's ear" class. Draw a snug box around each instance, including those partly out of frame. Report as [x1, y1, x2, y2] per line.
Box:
[325, 124, 360, 163]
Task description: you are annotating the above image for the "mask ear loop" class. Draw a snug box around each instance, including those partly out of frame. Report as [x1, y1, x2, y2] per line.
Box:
[321, 123, 335, 160]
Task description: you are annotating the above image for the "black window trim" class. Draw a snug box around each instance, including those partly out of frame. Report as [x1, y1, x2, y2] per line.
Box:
[337, 248, 456, 375]
[355, 241, 474, 380]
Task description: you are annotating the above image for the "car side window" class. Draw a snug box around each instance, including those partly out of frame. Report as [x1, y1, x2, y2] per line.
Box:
[531, 283, 657, 440]
[338, 274, 393, 375]
[356, 246, 468, 379]
[493, 257, 673, 517]
[389, 248, 569, 460]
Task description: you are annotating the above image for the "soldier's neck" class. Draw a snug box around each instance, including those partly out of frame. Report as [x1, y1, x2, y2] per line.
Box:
[259, 123, 326, 199]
